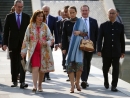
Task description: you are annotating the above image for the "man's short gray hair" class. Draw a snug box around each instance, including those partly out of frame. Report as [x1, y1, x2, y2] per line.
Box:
[42, 5, 50, 10]
[108, 8, 116, 13]
[14, 0, 23, 5]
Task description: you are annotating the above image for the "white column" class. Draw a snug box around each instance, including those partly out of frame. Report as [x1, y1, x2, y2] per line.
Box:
[103, 0, 116, 13]
[31, 0, 42, 13]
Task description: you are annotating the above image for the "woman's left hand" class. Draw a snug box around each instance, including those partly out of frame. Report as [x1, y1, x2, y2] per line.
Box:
[74, 31, 80, 36]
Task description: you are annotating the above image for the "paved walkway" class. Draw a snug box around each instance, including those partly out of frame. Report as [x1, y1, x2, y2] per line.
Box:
[0, 49, 130, 98]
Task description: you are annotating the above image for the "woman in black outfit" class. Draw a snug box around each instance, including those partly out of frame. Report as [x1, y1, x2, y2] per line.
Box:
[62, 6, 79, 93]
[62, 6, 87, 93]
[62, 6, 77, 58]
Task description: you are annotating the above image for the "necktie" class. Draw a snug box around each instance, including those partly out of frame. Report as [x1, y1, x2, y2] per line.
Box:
[84, 18, 89, 39]
[84, 18, 87, 26]
[17, 14, 20, 29]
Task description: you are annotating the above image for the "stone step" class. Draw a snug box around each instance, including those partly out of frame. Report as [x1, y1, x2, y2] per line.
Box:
[115, 2, 130, 3]
[119, 12, 130, 14]
[124, 28, 130, 31]
[113, 0, 130, 39]
[114, 0, 130, 3]
[124, 25, 130, 27]
[121, 14, 130, 17]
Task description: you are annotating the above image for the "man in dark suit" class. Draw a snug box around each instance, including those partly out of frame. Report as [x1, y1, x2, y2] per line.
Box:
[56, 9, 67, 71]
[80, 5, 98, 89]
[97, 9, 125, 92]
[42, 5, 58, 81]
[0, 18, 2, 47]
[3, 0, 30, 88]
[58, 6, 71, 81]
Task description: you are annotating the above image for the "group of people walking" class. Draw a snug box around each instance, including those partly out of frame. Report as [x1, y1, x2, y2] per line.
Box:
[0, 0, 125, 94]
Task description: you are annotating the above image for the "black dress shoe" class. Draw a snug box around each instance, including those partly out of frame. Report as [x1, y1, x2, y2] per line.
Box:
[81, 81, 87, 89]
[47, 77, 51, 80]
[64, 70, 67, 72]
[63, 66, 66, 70]
[86, 83, 89, 87]
[20, 83, 28, 89]
[111, 86, 118, 92]
[104, 83, 109, 89]
[66, 79, 70, 81]
[11, 82, 18, 87]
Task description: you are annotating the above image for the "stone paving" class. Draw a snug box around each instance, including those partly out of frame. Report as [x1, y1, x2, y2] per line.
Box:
[91, 45, 130, 83]
[0, 49, 130, 98]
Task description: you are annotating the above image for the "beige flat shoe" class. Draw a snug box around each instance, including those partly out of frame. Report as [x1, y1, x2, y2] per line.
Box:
[38, 89, 43, 92]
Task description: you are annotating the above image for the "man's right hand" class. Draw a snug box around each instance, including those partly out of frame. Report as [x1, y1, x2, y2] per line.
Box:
[62, 50, 66, 55]
[97, 52, 101, 56]
[3, 45, 7, 51]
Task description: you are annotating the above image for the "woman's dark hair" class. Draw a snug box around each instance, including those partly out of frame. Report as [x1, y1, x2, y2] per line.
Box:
[64, 5, 70, 10]
[30, 10, 46, 24]
[68, 6, 77, 12]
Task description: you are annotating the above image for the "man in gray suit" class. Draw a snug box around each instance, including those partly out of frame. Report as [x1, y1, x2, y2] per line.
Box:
[116, 9, 123, 24]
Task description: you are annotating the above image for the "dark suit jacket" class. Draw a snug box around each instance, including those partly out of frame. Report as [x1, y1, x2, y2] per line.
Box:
[88, 17, 98, 52]
[0, 18, 2, 33]
[3, 12, 30, 49]
[56, 19, 66, 43]
[97, 21, 125, 57]
[47, 15, 58, 44]
[0, 18, 2, 44]
[56, 19, 62, 43]
[62, 19, 75, 51]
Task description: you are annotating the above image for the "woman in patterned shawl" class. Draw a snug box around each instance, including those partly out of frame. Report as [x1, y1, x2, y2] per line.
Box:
[21, 10, 54, 92]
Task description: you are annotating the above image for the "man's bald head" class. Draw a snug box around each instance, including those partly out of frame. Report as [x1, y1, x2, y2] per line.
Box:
[108, 8, 117, 14]
[42, 5, 50, 16]
[108, 8, 117, 22]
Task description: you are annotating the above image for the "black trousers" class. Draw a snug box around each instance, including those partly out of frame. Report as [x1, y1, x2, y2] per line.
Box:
[102, 57, 120, 87]
[81, 52, 93, 82]
[62, 53, 66, 69]
[44, 72, 49, 78]
[9, 42, 25, 83]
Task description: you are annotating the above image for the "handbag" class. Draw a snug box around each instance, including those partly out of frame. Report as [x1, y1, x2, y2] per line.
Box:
[79, 36, 95, 52]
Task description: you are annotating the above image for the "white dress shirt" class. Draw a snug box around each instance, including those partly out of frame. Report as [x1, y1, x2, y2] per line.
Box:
[82, 17, 90, 39]
[46, 15, 49, 25]
[57, 16, 62, 21]
[15, 11, 22, 24]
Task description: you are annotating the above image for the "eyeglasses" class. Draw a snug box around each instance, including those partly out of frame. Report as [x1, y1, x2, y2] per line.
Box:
[109, 13, 116, 15]
[44, 11, 49, 12]
[17, 6, 24, 8]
